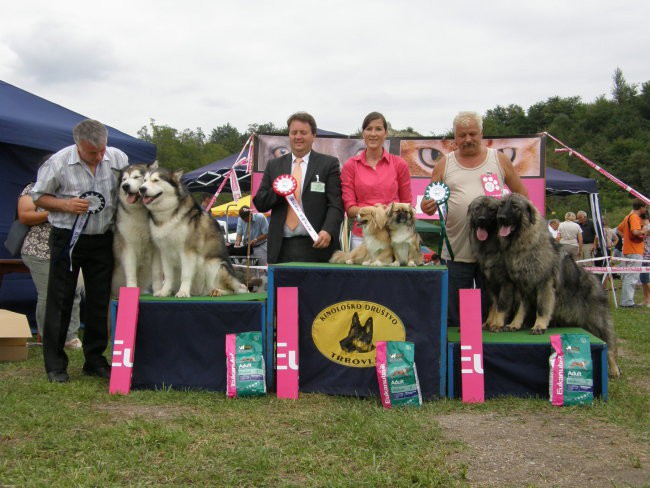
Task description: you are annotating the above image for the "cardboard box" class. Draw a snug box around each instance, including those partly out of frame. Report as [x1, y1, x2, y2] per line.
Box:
[0, 309, 32, 361]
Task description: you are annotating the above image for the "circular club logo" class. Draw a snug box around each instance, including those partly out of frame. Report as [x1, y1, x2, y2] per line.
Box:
[312, 301, 406, 368]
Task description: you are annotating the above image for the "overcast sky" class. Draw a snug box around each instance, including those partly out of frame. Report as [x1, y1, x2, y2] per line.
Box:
[1, 0, 648, 139]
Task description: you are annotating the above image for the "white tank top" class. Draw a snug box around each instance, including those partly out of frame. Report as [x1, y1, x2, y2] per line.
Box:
[442, 148, 504, 262]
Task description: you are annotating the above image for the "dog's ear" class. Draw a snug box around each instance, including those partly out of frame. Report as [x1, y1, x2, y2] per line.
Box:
[525, 198, 536, 225]
[351, 312, 360, 327]
[148, 160, 159, 170]
[362, 317, 373, 330]
[387, 202, 395, 217]
[375, 208, 387, 228]
[111, 167, 122, 178]
[173, 169, 185, 180]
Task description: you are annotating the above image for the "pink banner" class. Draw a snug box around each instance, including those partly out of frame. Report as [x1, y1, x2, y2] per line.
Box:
[459, 289, 484, 403]
[109, 287, 140, 395]
[225, 333, 237, 398]
[276, 287, 299, 399]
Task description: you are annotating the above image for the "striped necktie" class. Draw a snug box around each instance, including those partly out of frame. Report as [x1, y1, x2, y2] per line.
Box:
[285, 158, 303, 230]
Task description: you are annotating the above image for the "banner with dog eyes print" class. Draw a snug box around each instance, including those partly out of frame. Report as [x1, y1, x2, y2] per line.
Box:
[269, 264, 447, 399]
[253, 134, 546, 218]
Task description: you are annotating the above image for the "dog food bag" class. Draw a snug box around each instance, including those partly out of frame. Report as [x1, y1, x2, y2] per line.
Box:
[376, 341, 422, 408]
[225, 331, 266, 398]
[549, 333, 593, 406]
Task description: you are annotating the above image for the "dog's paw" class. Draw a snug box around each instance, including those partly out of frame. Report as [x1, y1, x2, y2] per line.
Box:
[487, 323, 504, 333]
[390, 260, 400, 267]
[210, 289, 224, 297]
[407, 260, 416, 267]
[346, 259, 355, 265]
[529, 325, 547, 335]
[175, 289, 191, 298]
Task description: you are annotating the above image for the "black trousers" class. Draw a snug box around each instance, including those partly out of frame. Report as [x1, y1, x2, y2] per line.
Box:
[43, 227, 114, 373]
[443, 259, 487, 328]
[277, 236, 332, 263]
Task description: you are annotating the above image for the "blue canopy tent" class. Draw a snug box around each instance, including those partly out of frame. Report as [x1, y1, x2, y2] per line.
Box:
[546, 167, 598, 195]
[0, 80, 156, 319]
[183, 129, 345, 194]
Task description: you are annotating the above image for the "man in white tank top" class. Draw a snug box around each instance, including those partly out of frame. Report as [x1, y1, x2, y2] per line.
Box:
[421, 111, 528, 328]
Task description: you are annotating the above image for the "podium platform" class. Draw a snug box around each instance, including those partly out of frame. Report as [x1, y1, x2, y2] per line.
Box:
[110, 293, 267, 391]
[268, 263, 448, 398]
[446, 327, 608, 400]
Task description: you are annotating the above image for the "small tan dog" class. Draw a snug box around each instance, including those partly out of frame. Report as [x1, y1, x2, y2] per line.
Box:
[330, 205, 393, 266]
[386, 203, 423, 267]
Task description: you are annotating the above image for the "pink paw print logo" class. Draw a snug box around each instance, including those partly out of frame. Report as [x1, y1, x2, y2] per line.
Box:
[481, 174, 503, 197]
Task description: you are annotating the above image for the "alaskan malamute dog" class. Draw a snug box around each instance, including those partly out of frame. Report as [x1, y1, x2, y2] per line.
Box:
[112, 162, 161, 296]
[138, 167, 247, 297]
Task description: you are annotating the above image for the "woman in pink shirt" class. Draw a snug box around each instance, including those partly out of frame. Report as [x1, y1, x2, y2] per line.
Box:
[341, 112, 412, 248]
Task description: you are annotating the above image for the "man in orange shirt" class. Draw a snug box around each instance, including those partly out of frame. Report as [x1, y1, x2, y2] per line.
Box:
[617, 198, 648, 307]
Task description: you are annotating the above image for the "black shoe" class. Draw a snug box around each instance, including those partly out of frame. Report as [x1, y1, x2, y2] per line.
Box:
[82, 364, 111, 379]
[47, 370, 69, 383]
[621, 304, 641, 308]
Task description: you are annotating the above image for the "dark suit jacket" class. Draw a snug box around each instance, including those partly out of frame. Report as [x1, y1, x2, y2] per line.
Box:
[252, 151, 343, 263]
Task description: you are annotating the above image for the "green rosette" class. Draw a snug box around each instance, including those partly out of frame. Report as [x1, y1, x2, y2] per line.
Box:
[424, 182, 454, 261]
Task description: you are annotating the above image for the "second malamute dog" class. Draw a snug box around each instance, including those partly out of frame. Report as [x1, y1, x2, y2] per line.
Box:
[112, 162, 161, 296]
[138, 166, 247, 297]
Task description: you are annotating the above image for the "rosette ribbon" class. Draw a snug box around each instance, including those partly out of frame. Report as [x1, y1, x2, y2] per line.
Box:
[272, 175, 319, 241]
[67, 190, 106, 270]
[424, 182, 454, 261]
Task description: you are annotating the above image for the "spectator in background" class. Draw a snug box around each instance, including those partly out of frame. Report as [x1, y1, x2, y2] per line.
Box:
[547, 219, 560, 239]
[640, 217, 650, 307]
[234, 205, 268, 266]
[616, 198, 648, 307]
[340, 112, 412, 249]
[602, 217, 619, 257]
[557, 211, 583, 260]
[18, 174, 84, 349]
[577, 210, 598, 261]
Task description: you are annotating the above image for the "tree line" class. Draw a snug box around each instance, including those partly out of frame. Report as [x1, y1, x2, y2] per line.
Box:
[137, 69, 649, 221]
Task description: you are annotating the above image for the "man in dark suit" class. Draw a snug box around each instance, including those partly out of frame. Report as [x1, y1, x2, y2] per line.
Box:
[253, 112, 343, 263]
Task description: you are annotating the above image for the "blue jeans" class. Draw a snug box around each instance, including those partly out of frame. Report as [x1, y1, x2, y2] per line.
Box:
[621, 253, 642, 306]
[21, 253, 83, 340]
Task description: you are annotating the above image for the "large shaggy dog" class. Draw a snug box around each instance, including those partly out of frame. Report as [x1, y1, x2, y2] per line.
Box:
[496, 193, 620, 377]
[467, 196, 518, 332]
[138, 167, 247, 297]
[111, 163, 161, 296]
[330, 205, 393, 266]
[386, 203, 423, 267]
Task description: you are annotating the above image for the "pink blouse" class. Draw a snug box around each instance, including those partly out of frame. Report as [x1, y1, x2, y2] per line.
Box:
[341, 149, 412, 235]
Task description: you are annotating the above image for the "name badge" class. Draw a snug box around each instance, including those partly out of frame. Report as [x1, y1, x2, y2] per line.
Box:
[310, 175, 325, 193]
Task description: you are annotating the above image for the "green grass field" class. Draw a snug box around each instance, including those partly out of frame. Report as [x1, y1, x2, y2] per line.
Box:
[1, 289, 648, 487]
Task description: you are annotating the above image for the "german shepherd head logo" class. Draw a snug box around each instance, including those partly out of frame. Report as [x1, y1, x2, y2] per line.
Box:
[339, 312, 375, 353]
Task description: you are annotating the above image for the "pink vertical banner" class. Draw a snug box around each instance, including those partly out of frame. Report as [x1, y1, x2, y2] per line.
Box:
[276, 287, 299, 399]
[225, 333, 237, 398]
[109, 287, 140, 395]
[459, 289, 485, 403]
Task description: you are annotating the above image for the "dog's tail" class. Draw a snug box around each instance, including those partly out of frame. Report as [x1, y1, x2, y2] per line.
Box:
[329, 250, 351, 264]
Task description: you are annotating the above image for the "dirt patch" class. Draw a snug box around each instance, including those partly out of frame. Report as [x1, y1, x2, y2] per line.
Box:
[95, 403, 196, 420]
[437, 412, 649, 487]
